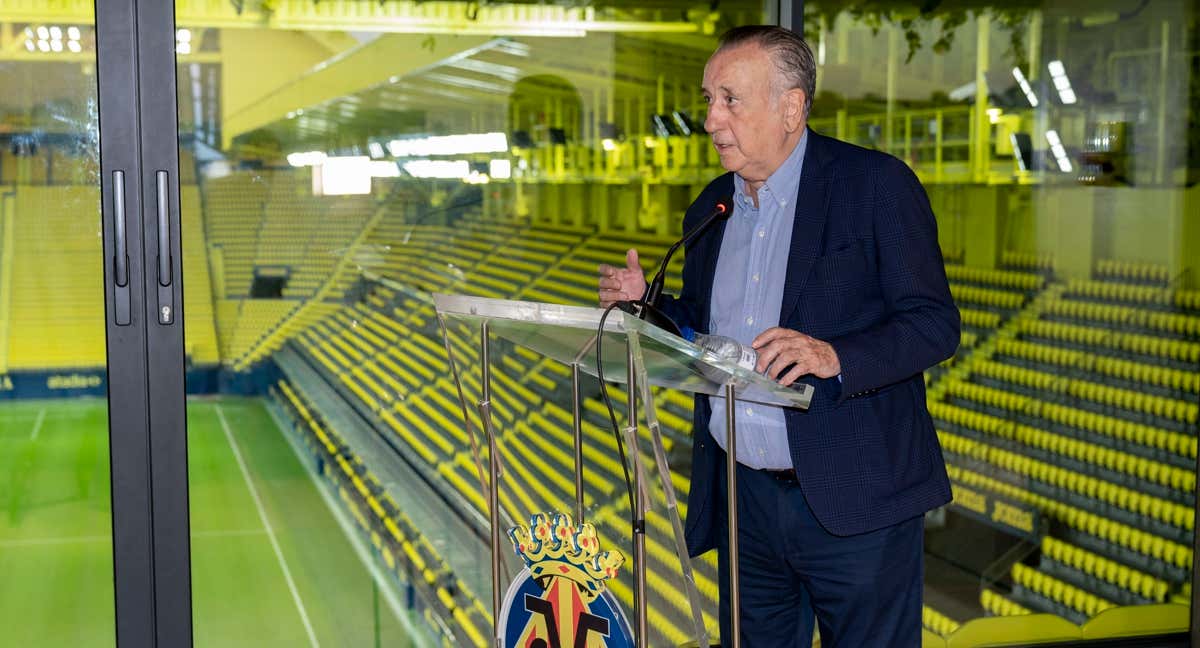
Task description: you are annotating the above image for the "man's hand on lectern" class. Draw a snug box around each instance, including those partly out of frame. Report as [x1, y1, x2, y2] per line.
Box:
[597, 248, 647, 308]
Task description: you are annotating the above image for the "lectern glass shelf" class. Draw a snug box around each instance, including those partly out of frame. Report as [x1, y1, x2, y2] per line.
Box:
[434, 293, 814, 409]
[434, 294, 812, 648]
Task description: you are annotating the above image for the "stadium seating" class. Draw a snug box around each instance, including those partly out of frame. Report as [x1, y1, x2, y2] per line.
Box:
[3, 186, 219, 370]
[182, 186, 221, 365]
[6, 187, 106, 369]
[204, 171, 268, 296]
[925, 264, 1197, 631]
[200, 169, 389, 367]
[923, 605, 962, 637]
[1001, 250, 1055, 274]
[215, 298, 299, 363]
[1094, 259, 1171, 286]
[1011, 561, 1115, 623]
[981, 588, 1032, 616]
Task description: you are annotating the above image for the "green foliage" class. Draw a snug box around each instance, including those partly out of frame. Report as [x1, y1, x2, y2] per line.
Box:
[804, 1, 1038, 67]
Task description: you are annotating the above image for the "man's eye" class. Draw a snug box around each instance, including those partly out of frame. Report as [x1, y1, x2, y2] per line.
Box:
[726, 96, 738, 105]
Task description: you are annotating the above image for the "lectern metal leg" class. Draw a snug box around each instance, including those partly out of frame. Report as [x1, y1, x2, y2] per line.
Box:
[626, 332, 709, 646]
[480, 322, 503, 647]
[437, 314, 489, 515]
[624, 331, 705, 643]
[725, 383, 741, 648]
[571, 363, 585, 522]
[627, 347, 648, 648]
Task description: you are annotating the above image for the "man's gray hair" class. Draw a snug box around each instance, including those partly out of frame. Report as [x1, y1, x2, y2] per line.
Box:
[718, 25, 817, 117]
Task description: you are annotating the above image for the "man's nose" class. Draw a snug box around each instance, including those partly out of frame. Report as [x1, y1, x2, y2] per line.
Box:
[703, 107, 721, 133]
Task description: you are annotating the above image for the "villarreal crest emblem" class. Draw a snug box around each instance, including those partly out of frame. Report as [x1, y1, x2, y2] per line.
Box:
[500, 513, 633, 648]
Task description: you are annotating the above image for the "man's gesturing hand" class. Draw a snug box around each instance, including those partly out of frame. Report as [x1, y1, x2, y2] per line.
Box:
[597, 248, 647, 307]
[751, 327, 841, 385]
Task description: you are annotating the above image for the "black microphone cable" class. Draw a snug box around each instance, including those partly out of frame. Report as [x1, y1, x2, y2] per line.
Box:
[592, 302, 652, 628]
[594, 302, 639, 556]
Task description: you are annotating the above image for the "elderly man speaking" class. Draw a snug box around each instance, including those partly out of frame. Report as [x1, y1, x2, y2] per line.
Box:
[598, 26, 960, 647]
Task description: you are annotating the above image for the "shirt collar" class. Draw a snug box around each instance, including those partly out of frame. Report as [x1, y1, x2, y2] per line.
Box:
[733, 129, 808, 213]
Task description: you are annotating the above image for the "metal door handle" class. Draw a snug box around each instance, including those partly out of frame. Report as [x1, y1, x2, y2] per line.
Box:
[155, 170, 174, 324]
[113, 170, 128, 287]
[156, 170, 170, 286]
[112, 170, 130, 325]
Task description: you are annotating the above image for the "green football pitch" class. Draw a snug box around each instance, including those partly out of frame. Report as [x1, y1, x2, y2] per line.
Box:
[0, 396, 420, 647]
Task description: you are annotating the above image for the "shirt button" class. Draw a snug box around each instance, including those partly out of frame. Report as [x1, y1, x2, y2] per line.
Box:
[752, 273, 760, 282]
[745, 316, 754, 325]
[745, 408, 753, 416]
[781, 199, 788, 206]
[758, 229, 766, 238]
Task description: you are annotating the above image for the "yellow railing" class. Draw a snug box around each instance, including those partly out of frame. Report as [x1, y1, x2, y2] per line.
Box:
[922, 603, 1188, 647]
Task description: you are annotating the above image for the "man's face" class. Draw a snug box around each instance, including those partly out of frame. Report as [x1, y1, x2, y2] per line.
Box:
[702, 43, 800, 183]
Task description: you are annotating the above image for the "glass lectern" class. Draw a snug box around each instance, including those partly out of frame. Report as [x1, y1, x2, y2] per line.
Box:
[434, 294, 813, 648]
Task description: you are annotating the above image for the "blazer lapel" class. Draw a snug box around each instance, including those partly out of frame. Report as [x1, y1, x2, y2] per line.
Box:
[779, 129, 835, 323]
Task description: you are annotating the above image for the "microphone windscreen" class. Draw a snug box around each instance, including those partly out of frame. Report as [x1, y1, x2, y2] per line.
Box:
[715, 196, 733, 217]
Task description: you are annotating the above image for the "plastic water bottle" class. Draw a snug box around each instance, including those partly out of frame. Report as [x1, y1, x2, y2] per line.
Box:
[681, 327, 757, 372]
[681, 327, 811, 396]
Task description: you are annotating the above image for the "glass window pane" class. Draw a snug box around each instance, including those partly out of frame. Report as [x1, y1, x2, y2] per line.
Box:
[178, 6, 771, 646]
[172, 2, 1200, 645]
[0, 11, 114, 646]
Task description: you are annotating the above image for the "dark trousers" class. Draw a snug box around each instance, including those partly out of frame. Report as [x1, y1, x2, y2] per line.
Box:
[715, 462, 924, 647]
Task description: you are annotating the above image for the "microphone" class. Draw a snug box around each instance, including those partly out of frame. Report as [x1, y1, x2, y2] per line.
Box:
[631, 196, 733, 336]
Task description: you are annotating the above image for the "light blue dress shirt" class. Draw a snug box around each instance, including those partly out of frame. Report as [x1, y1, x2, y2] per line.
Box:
[707, 132, 807, 470]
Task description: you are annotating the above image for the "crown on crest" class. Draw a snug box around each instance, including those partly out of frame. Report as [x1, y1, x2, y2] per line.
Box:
[508, 512, 624, 602]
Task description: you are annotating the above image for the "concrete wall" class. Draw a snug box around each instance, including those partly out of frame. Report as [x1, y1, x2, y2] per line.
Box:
[221, 30, 335, 128]
[927, 183, 1196, 286]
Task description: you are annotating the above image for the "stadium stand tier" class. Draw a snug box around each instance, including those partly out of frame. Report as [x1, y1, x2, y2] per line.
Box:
[1, 185, 219, 371]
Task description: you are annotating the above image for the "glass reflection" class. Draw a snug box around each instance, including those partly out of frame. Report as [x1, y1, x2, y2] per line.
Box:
[165, 1, 1199, 645]
[802, 2, 1198, 643]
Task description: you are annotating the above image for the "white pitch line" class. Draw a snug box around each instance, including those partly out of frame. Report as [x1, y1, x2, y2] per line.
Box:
[215, 404, 320, 648]
[29, 408, 46, 441]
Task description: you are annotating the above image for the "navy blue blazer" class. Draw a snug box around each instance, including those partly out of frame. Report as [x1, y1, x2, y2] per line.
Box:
[659, 129, 959, 555]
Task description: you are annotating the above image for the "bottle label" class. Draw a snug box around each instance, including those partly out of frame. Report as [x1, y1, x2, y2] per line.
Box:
[734, 345, 757, 372]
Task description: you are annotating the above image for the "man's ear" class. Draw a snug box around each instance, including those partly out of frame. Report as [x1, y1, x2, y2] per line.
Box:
[784, 89, 807, 132]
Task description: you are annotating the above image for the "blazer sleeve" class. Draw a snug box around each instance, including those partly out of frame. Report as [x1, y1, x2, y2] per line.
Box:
[830, 156, 960, 400]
